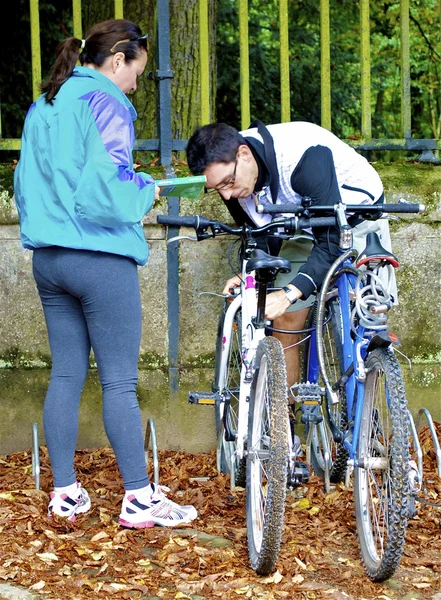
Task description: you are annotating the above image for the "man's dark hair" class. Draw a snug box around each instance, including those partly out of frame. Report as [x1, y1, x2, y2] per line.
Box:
[186, 123, 246, 174]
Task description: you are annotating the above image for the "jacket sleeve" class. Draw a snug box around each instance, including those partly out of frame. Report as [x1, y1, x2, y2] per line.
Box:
[289, 145, 342, 298]
[73, 91, 155, 228]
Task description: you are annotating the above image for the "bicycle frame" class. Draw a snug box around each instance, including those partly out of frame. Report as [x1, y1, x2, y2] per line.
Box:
[218, 259, 267, 465]
[307, 254, 391, 468]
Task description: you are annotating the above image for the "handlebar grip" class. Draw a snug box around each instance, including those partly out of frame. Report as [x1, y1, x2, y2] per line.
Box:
[298, 216, 336, 228]
[156, 215, 211, 228]
[259, 204, 300, 214]
[381, 203, 425, 214]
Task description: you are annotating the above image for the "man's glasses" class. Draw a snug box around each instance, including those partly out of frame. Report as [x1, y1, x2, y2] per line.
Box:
[205, 159, 237, 194]
[110, 33, 148, 54]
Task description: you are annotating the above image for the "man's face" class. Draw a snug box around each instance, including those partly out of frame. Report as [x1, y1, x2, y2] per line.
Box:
[204, 145, 258, 200]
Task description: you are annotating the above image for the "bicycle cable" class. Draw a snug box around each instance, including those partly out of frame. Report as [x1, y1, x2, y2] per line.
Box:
[352, 264, 394, 334]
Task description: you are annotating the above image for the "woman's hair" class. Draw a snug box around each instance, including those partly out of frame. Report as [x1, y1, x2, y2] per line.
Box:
[41, 19, 148, 103]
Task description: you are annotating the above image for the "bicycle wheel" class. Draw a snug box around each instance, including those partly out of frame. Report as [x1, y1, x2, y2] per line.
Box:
[303, 297, 348, 483]
[246, 336, 289, 575]
[354, 347, 410, 582]
[213, 301, 246, 485]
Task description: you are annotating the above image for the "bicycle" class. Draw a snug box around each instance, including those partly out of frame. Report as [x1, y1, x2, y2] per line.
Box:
[157, 198, 424, 580]
[157, 211, 328, 574]
[259, 199, 425, 581]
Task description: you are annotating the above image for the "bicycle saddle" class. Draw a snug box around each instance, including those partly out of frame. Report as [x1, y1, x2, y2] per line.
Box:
[356, 232, 400, 268]
[246, 249, 291, 274]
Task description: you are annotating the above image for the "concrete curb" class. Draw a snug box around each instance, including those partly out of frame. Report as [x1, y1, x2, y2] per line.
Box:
[0, 583, 40, 600]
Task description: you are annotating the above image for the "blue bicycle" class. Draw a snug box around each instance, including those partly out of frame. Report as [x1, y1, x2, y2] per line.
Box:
[260, 199, 424, 581]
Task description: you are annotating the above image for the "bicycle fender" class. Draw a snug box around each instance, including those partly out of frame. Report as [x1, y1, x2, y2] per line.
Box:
[366, 331, 400, 353]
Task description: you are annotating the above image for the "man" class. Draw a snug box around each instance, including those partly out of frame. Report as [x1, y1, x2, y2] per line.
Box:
[186, 120, 394, 387]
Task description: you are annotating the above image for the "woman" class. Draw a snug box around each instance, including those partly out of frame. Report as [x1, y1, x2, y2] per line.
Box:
[14, 19, 197, 528]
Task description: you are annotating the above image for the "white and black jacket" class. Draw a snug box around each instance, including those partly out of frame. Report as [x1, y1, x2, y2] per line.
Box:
[223, 121, 384, 299]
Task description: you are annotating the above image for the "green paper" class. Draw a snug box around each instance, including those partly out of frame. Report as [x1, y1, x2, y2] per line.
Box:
[156, 175, 206, 199]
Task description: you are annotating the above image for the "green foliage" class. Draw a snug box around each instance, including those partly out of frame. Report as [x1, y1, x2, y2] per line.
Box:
[1, 0, 439, 147]
[0, 0, 73, 141]
[216, 0, 440, 140]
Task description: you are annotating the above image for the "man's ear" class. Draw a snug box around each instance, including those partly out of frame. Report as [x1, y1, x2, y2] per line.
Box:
[238, 144, 252, 161]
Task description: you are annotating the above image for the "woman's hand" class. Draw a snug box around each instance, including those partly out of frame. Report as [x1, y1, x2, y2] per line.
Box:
[222, 274, 242, 296]
[154, 186, 160, 201]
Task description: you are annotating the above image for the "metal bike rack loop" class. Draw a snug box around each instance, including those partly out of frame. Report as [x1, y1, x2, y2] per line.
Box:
[144, 418, 160, 486]
[415, 408, 441, 478]
[31, 422, 40, 490]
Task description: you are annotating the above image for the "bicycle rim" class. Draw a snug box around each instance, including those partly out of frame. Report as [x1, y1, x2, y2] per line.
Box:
[213, 304, 245, 484]
[354, 348, 410, 581]
[246, 337, 289, 575]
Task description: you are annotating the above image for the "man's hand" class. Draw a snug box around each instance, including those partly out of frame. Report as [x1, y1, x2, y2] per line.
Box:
[222, 274, 242, 296]
[264, 285, 302, 320]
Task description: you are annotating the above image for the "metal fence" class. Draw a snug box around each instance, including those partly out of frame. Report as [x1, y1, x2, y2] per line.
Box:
[1, 0, 440, 157]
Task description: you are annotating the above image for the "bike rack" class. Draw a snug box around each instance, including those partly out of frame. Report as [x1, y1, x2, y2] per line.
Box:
[31, 422, 40, 490]
[407, 408, 441, 481]
[144, 418, 160, 487]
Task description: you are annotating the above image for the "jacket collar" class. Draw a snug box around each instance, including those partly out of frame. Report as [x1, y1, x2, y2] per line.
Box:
[72, 66, 137, 121]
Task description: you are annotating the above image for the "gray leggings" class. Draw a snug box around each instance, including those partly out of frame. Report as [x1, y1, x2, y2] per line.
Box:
[32, 247, 150, 490]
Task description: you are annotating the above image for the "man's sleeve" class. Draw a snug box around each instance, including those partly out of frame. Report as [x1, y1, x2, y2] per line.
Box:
[289, 145, 342, 298]
[73, 91, 155, 228]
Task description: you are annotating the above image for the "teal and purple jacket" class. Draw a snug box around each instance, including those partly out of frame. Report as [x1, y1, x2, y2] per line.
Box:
[14, 66, 155, 265]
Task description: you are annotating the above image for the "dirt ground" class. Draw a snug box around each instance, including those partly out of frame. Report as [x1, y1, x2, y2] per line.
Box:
[0, 428, 440, 600]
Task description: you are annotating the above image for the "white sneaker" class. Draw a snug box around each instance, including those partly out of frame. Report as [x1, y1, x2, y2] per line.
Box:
[48, 482, 91, 521]
[119, 484, 198, 529]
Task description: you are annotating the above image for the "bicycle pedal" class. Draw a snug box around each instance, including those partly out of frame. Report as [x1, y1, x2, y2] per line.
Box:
[291, 382, 323, 403]
[188, 391, 220, 405]
[288, 461, 310, 488]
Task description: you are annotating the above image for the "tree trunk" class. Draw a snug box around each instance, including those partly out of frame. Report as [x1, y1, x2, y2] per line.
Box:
[82, 0, 217, 144]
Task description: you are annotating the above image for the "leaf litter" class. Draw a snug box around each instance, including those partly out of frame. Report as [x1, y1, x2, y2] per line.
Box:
[0, 426, 440, 600]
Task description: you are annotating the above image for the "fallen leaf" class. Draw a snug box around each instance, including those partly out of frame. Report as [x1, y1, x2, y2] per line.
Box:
[36, 552, 58, 562]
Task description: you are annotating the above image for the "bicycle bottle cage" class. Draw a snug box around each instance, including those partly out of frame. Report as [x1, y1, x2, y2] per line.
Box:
[356, 232, 400, 268]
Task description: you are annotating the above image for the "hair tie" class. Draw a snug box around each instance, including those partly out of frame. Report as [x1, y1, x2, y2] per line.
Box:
[80, 39, 86, 50]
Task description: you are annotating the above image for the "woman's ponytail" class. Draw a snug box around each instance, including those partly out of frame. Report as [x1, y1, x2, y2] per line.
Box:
[41, 37, 83, 104]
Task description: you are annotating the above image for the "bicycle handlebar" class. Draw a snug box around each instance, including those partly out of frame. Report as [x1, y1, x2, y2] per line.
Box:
[157, 214, 337, 236]
[157, 215, 212, 228]
[257, 202, 425, 215]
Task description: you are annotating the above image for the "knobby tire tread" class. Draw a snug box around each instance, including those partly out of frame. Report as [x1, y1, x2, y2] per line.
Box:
[354, 347, 409, 582]
[246, 337, 289, 575]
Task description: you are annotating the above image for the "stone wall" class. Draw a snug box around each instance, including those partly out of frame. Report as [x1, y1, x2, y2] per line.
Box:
[0, 162, 440, 454]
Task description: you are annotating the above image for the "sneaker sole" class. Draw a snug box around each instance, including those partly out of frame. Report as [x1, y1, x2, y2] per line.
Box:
[119, 518, 155, 529]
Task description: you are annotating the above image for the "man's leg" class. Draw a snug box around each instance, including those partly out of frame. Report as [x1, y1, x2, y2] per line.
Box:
[273, 307, 310, 389]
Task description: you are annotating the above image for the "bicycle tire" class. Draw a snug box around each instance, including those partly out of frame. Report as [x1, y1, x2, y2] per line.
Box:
[303, 297, 348, 483]
[354, 347, 410, 582]
[213, 300, 246, 486]
[246, 336, 289, 575]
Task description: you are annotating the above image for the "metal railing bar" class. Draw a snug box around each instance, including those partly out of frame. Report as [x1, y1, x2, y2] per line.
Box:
[320, 0, 331, 130]
[360, 0, 371, 139]
[199, 0, 211, 124]
[30, 0, 42, 101]
[400, 0, 411, 139]
[279, 0, 290, 123]
[239, 0, 250, 130]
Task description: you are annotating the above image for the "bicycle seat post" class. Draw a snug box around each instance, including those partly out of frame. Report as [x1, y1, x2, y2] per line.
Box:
[254, 274, 270, 328]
